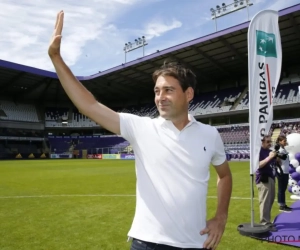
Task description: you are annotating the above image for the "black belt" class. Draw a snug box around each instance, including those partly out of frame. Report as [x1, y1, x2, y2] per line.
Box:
[132, 238, 209, 250]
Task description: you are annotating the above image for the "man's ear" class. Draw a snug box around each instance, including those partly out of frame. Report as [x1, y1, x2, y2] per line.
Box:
[185, 87, 194, 102]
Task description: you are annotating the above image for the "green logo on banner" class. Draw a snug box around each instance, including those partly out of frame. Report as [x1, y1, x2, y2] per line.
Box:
[256, 30, 277, 58]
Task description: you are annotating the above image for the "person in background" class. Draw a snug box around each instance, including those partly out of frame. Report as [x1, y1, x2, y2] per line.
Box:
[276, 135, 292, 213]
[256, 135, 277, 231]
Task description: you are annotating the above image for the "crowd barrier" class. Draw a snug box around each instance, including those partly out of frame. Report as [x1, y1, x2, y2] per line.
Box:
[86, 153, 135, 160]
[87, 154, 102, 159]
[1, 152, 248, 161]
[50, 153, 73, 159]
[120, 154, 135, 160]
[85, 153, 248, 161]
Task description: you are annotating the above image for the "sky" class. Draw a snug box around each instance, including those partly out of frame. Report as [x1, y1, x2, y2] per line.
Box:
[0, 0, 299, 77]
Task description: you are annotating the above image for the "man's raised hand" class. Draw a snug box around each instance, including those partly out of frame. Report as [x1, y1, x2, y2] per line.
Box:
[48, 11, 64, 58]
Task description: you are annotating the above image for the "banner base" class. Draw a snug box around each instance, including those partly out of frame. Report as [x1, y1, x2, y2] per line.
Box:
[290, 194, 300, 200]
[237, 223, 270, 237]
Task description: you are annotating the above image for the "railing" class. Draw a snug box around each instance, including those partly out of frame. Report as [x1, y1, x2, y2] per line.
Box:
[50, 146, 133, 155]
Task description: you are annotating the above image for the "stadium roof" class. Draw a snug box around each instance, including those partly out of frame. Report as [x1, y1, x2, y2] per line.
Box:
[1, 4, 300, 105]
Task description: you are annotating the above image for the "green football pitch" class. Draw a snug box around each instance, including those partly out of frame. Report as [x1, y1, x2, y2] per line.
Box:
[0, 160, 293, 249]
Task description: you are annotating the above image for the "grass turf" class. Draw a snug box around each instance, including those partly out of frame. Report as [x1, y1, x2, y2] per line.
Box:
[0, 160, 294, 249]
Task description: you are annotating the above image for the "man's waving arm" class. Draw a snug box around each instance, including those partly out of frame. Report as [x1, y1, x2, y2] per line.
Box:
[48, 11, 120, 135]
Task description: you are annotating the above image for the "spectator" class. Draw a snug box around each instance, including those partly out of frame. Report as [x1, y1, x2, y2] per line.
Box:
[256, 135, 277, 231]
[275, 135, 292, 213]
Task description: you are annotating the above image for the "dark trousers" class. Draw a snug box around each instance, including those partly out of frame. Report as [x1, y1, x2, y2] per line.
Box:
[130, 238, 209, 250]
[277, 173, 289, 206]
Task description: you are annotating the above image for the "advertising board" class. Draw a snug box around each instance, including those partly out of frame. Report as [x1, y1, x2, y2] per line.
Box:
[120, 154, 135, 160]
[102, 154, 120, 159]
[87, 154, 102, 159]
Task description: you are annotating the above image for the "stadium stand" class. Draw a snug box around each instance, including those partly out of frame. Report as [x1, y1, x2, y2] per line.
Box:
[277, 121, 300, 135]
[69, 109, 98, 127]
[47, 135, 128, 154]
[44, 120, 300, 158]
[0, 100, 39, 122]
[45, 107, 69, 121]
[43, 81, 300, 127]
[218, 125, 249, 145]
[0, 140, 44, 158]
[0, 143, 10, 159]
[189, 86, 245, 115]
[45, 107, 69, 127]
[273, 84, 300, 105]
[8, 141, 42, 154]
[117, 104, 159, 118]
[236, 81, 300, 110]
[0, 128, 43, 137]
[2, 106, 300, 160]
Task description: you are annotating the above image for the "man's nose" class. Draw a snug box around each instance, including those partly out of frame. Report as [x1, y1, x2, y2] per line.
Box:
[157, 92, 166, 101]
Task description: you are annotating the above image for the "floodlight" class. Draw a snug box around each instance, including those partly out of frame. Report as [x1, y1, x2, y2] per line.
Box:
[209, 0, 253, 32]
[123, 36, 149, 63]
[138, 37, 142, 44]
[222, 3, 226, 11]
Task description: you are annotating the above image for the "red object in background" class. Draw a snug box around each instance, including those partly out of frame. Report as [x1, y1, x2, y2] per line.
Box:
[87, 154, 102, 159]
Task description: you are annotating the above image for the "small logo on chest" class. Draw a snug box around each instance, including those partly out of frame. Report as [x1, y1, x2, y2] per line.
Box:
[204, 147, 206, 151]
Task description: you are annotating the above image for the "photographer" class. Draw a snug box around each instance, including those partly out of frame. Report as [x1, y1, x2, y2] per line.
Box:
[275, 135, 292, 213]
[256, 135, 277, 231]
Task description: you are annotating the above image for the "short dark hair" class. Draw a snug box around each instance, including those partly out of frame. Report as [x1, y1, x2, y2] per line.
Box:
[276, 135, 287, 144]
[152, 59, 197, 92]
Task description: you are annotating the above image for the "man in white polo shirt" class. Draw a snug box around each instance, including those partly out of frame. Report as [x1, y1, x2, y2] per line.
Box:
[48, 11, 232, 250]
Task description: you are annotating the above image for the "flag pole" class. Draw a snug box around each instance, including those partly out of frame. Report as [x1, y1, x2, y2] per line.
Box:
[250, 174, 254, 227]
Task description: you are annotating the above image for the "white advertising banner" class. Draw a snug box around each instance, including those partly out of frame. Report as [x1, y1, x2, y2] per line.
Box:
[248, 10, 282, 174]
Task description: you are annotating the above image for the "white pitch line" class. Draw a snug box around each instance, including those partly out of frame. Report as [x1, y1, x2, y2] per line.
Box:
[0, 194, 136, 199]
[208, 196, 295, 202]
[208, 196, 252, 200]
[0, 194, 296, 202]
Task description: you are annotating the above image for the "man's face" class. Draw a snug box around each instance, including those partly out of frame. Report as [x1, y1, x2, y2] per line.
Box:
[262, 137, 272, 148]
[154, 75, 193, 120]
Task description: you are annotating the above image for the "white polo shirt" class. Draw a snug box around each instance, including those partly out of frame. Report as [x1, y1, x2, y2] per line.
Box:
[119, 113, 226, 248]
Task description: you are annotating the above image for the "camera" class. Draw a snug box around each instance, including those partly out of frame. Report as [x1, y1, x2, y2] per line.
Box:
[274, 144, 288, 160]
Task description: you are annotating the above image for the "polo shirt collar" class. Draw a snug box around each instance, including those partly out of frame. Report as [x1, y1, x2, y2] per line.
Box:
[157, 114, 197, 128]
